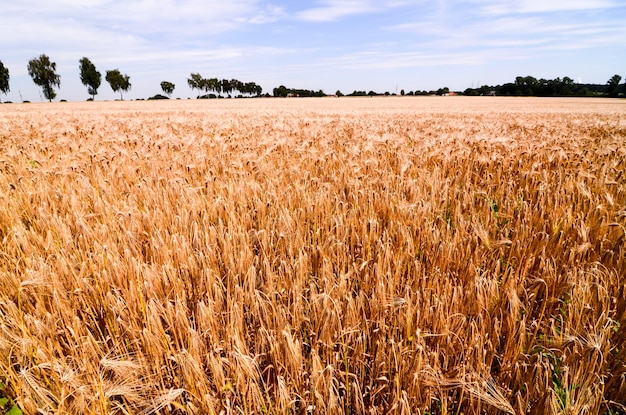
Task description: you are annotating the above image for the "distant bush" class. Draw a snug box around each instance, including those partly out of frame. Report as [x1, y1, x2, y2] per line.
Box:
[147, 94, 169, 100]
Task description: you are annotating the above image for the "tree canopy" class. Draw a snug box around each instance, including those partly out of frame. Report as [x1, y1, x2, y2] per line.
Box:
[272, 85, 325, 98]
[79, 57, 102, 100]
[105, 69, 131, 100]
[187, 73, 262, 98]
[187, 73, 204, 95]
[27, 54, 61, 102]
[0, 60, 9, 102]
[461, 75, 618, 97]
[607, 74, 622, 98]
[160, 81, 175, 97]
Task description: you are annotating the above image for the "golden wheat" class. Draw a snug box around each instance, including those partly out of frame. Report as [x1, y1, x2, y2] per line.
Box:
[0, 97, 624, 414]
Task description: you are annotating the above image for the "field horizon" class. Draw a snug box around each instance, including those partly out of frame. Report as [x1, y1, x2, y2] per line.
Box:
[0, 97, 624, 414]
[1, 94, 624, 110]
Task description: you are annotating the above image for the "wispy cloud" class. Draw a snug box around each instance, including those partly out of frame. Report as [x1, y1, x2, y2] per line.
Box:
[236, 4, 287, 24]
[294, 0, 422, 22]
[0, 1, 289, 74]
[1, 0, 275, 48]
[386, 0, 626, 56]
[479, 0, 620, 15]
[295, 0, 378, 22]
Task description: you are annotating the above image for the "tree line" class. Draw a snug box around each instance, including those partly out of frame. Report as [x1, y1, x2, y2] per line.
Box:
[187, 73, 263, 98]
[0, 54, 265, 102]
[463, 75, 625, 98]
[0, 54, 135, 102]
[0, 54, 624, 103]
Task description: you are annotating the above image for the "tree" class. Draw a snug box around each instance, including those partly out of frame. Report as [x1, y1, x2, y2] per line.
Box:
[607, 74, 622, 98]
[27, 54, 61, 102]
[105, 69, 131, 100]
[273, 85, 288, 97]
[160, 81, 175, 97]
[79, 57, 101, 100]
[244, 81, 262, 97]
[561, 76, 574, 96]
[231, 79, 243, 96]
[514, 75, 538, 95]
[205, 78, 219, 95]
[254, 83, 263, 96]
[0, 60, 9, 103]
[187, 72, 204, 96]
[221, 79, 232, 97]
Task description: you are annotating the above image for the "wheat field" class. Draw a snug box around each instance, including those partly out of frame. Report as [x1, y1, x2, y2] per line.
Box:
[0, 97, 624, 414]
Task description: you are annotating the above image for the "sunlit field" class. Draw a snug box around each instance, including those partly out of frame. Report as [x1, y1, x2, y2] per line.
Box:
[0, 97, 624, 414]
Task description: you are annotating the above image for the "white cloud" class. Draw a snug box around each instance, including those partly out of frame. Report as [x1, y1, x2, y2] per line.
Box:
[294, 0, 421, 22]
[296, 1, 378, 22]
[236, 4, 286, 24]
[385, 0, 626, 58]
[1, 0, 279, 45]
[479, 0, 619, 15]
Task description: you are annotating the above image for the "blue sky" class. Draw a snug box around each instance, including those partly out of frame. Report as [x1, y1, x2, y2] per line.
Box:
[1, 0, 624, 101]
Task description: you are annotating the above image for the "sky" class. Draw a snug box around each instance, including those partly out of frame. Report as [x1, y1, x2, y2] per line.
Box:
[0, 0, 625, 102]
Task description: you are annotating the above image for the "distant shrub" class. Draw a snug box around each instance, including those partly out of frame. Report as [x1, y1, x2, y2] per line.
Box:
[147, 94, 169, 100]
